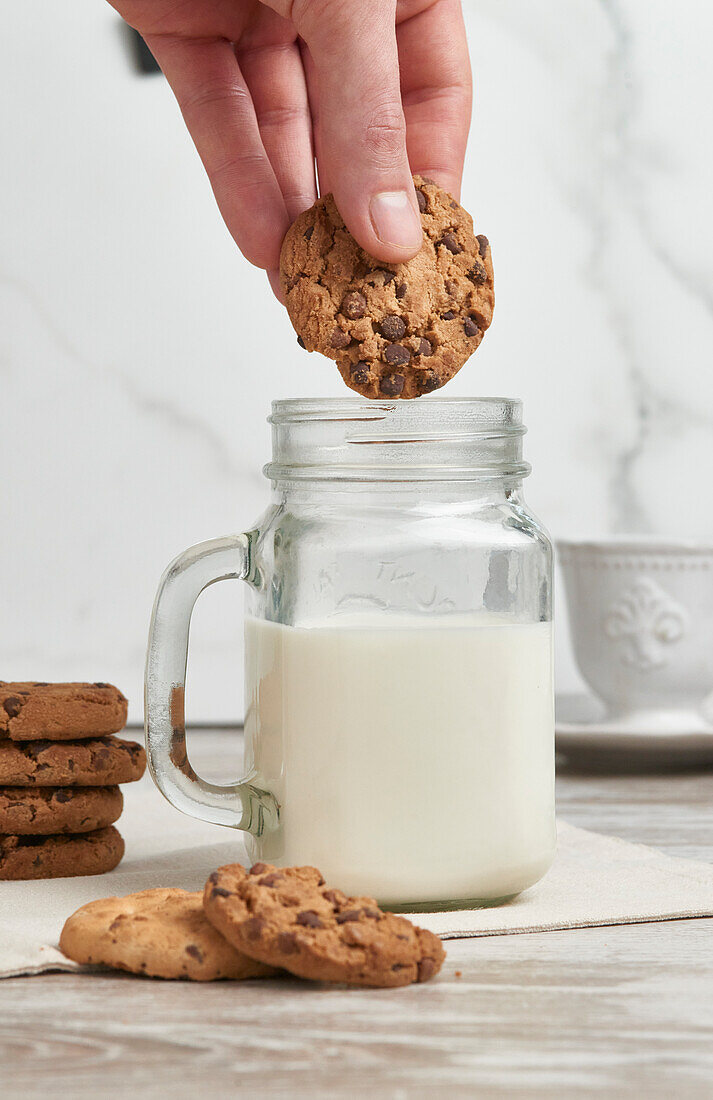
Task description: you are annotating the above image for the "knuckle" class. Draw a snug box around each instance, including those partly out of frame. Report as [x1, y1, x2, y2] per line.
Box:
[362, 109, 407, 165]
[181, 82, 250, 120]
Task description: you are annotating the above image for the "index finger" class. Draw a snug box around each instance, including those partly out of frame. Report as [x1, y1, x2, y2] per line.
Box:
[397, 0, 472, 199]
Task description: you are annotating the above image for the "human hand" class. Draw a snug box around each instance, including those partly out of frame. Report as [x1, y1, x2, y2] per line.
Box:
[110, 0, 472, 297]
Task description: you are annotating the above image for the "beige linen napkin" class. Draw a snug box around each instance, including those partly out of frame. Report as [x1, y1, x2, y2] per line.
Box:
[1, 775, 712, 978]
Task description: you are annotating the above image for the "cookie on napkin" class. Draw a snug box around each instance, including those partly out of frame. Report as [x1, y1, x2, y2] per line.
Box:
[203, 862, 445, 988]
[60, 888, 279, 981]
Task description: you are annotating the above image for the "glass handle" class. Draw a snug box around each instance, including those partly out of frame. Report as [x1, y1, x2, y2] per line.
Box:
[144, 535, 279, 835]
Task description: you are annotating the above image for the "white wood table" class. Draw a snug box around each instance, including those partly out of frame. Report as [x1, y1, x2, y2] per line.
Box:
[3, 731, 713, 1099]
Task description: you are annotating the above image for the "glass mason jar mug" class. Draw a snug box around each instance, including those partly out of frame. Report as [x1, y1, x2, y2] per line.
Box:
[145, 398, 555, 910]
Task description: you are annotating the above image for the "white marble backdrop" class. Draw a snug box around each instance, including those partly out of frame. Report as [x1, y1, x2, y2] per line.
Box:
[2, 1, 712, 721]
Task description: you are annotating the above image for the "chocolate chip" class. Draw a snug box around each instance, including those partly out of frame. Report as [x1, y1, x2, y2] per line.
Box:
[418, 338, 433, 357]
[437, 233, 462, 254]
[441, 311, 456, 321]
[445, 279, 458, 296]
[249, 862, 270, 875]
[211, 886, 232, 898]
[417, 190, 427, 213]
[391, 963, 406, 971]
[260, 873, 284, 887]
[93, 683, 109, 688]
[383, 344, 411, 366]
[469, 260, 487, 285]
[296, 910, 323, 928]
[297, 335, 306, 349]
[335, 909, 362, 924]
[379, 315, 406, 341]
[17, 691, 29, 696]
[185, 944, 203, 962]
[450, 200, 458, 209]
[380, 373, 405, 397]
[304, 225, 314, 240]
[395, 283, 407, 300]
[208, 871, 219, 884]
[54, 790, 72, 803]
[243, 916, 265, 940]
[322, 889, 344, 906]
[476, 233, 489, 257]
[329, 327, 351, 349]
[350, 361, 371, 385]
[3, 697, 23, 718]
[417, 957, 438, 982]
[363, 908, 382, 920]
[341, 292, 367, 320]
[417, 370, 441, 393]
[421, 177, 437, 186]
[277, 931, 299, 954]
[464, 317, 480, 337]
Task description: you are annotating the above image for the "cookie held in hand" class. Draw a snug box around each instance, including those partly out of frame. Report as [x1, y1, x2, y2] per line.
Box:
[280, 175, 494, 399]
[203, 862, 445, 988]
[60, 888, 279, 981]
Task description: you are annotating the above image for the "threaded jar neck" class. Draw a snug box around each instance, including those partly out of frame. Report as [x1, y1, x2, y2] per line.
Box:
[265, 397, 530, 484]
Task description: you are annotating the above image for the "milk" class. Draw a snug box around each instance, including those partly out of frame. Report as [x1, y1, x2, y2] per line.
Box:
[243, 614, 555, 905]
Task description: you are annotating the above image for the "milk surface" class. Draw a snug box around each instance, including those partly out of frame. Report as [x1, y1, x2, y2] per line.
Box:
[243, 614, 555, 905]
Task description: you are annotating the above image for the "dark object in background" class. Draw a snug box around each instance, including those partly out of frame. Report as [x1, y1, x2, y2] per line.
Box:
[121, 23, 161, 75]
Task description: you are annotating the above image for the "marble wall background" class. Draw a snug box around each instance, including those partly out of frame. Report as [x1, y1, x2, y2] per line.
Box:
[2, 1, 712, 721]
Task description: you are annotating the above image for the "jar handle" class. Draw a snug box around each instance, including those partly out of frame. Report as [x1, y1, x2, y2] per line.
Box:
[145, 535, 279, 835]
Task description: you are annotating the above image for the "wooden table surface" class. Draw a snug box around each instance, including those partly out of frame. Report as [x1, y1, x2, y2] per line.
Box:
[3, 732, 713, 1099]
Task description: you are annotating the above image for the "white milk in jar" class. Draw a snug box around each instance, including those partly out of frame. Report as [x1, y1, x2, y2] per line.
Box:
[243, 614, 556, 906]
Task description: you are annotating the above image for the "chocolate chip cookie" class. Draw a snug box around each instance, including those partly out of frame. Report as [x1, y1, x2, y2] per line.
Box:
[0, 786, 123, 834]
[0, 682, 128, 740]
[0, 736, 146, 786]
[0, 826, 124, 880]
[60, 888, 278, 981]
[280, 175, 494, 399]
[203, 863, 445, 988]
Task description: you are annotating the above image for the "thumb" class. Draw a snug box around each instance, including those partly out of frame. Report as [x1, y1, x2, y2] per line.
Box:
[293, 0, 422, 262]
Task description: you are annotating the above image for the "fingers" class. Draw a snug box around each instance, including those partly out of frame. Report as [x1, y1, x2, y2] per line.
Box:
[397, 0, 472, 199]
[293, 0, 422, 262]
[145, 33, 289, 271]
[237, 7, 317, 222]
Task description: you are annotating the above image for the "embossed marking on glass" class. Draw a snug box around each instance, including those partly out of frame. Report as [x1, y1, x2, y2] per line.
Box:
[145, 398, 555, 910]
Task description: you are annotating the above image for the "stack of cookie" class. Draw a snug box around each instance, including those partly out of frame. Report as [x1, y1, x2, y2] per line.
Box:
[0, 681, 145, 880]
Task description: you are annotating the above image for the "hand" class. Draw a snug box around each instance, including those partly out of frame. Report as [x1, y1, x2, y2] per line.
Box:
[110, 0, 472, 297]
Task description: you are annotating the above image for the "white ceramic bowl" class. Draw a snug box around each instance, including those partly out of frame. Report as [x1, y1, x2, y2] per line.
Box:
[558, 538, 713, 722]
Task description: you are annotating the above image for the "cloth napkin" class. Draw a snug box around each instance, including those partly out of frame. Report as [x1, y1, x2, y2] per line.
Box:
[1, 774, 712, 978]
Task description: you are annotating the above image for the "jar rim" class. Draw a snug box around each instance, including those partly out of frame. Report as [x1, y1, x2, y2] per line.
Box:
[269, 396, 523, 428]
[266, 396, 530, 483]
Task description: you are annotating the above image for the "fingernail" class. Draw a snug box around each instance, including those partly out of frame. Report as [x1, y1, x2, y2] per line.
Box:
[369, 190, 422, 253]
